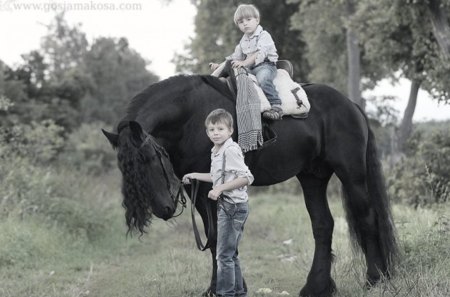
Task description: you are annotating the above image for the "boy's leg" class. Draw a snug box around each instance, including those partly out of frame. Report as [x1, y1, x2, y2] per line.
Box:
[216, 202, 239, 297]
[251, 64, 282, 107]
[232, 202, 249, 297]
[233, 250, 243, 294]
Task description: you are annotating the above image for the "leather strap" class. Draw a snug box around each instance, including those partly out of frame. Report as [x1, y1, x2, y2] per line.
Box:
[190, 150, 226, 251]
[190, 179, 215, 251]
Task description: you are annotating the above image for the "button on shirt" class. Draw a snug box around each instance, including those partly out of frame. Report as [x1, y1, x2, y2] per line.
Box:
[226, 25, 279, 66]
[210, 138, 254, 204]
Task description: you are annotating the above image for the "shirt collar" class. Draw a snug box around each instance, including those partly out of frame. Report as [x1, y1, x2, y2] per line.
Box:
[247, 25, 263, 40]
[211, 137, 234, 156]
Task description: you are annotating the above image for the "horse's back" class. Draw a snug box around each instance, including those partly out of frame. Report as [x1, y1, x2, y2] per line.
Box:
[248, 84, 368, 185]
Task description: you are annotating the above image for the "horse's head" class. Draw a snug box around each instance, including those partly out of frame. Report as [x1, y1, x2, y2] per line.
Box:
[102, 120, 183, 235]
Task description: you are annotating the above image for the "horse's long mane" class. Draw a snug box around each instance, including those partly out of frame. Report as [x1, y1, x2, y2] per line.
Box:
[117, 130, 153, 236]
[124, 75, 233, 121]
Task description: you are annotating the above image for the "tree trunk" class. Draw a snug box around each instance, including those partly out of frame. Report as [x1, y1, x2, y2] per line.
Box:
[345, 0, 363, 108]
[397, 79, 421, 152]
[428, 0, 450, 59]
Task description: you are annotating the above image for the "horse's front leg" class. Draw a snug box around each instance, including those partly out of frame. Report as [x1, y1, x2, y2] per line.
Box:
[202, 242, 217, 297]
[298, 174, 336, 297]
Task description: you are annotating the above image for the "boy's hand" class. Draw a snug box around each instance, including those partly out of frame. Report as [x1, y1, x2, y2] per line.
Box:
[232, 53, 256, 68]
[231, 60, 246, 68]
[182, 173, 195, 184]
[208, 188, 222, 200]
[209, 62, 220, 71]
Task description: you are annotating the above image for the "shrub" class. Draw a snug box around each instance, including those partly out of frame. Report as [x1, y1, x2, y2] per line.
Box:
[0, 95, 14, 111]
[57, 121, 116, 175]
[387, 130, 450, 207]
[0, 118, 118, 240]
[1, 159, 108, 240]
[0, 119, 65, 164]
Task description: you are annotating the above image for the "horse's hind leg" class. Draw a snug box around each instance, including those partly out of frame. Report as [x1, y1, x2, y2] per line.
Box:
[298, 173, 336, 297]
[334, 166, 387, 286]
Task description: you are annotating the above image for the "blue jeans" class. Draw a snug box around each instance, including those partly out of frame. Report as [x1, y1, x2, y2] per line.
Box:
[216, 199, 249, 297]
[250, 62, 282, 106]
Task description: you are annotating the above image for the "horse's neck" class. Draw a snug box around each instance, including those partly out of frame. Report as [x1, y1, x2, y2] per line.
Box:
[133, 75, 233, 151]
[134, 97, 185, 133]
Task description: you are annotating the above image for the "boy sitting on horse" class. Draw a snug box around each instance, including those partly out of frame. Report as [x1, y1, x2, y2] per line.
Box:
[210, 4, 283, 120]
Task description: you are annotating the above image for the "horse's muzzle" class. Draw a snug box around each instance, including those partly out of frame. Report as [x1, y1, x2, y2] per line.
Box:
[160, 206, 174, 221]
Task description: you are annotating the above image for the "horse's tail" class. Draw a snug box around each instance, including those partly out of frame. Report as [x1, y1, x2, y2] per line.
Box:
[343, 106, 399, 273]
[364, 122, 399, 272]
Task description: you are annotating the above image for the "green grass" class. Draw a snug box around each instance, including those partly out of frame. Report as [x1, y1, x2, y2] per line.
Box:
[1, 191, 449, 297]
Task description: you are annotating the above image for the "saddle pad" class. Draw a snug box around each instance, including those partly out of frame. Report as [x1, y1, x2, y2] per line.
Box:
[212, 62, 310, 118]
[247, 69, 310, 118]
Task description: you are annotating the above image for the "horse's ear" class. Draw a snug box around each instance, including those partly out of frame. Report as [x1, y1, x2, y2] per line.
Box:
[128, 121, 144, 143]
[102, 129, 119, 148]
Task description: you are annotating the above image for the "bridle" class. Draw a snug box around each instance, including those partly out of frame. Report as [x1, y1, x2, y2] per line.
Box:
[140, 131, 214, 251]
[140, 131, 215, 251]
[140, 132, 187, 218]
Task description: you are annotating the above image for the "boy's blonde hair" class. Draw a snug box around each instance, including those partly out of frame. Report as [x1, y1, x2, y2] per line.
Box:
[205, 109, 233, 130]
[233, 4, 260, 25]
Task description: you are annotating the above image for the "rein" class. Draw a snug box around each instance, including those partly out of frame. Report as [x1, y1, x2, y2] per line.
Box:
[188, 179, 215, 251]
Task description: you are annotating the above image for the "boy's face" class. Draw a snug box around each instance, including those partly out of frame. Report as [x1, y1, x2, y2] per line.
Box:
[237, 16, 259, 36]
[206, 122, 233, 147]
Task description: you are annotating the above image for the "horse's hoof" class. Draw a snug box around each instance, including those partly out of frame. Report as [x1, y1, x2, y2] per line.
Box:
[202, 288, 216, 297]
[365, 276, 380, 289]
[365, 269, 391, 289]
[299, 278, 336, 297]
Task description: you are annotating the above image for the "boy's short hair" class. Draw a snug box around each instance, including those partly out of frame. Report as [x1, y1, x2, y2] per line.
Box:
[205, 108, 233, 130]
[234, 4, 260, 25]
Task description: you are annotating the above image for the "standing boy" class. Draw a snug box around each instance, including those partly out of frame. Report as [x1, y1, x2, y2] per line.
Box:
[182, 109, 254, 297]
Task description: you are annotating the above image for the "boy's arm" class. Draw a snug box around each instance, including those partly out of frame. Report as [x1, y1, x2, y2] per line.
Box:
[231, 53, 257, 68]
[182, 172, 212, 184]
[208, 177, 249, 200]
[214, 177, 249, 192]
[254, 31, 277, 65]
[226, 44, 245, 62]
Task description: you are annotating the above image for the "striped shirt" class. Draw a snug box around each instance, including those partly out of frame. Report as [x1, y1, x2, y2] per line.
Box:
[210, 138, 254, 203]
[226, 25, 279, 66]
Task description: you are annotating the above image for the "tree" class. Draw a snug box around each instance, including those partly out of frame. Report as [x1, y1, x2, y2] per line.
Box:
[1, 13, 93, 130]
[290, 0, 388, 107]
[0, 60, 28, 103]
[345, 0, 362, 106]
[1, 13, 159, 130]
[428, 0, 450, 60]
[355, 0, 450, 151]
[40, 12, 89, 83]
[82, 37, 159, 125]
[174, 0, 310, 81]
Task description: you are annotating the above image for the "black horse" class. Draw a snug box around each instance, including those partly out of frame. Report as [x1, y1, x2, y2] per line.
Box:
[102, 74, 398, 297]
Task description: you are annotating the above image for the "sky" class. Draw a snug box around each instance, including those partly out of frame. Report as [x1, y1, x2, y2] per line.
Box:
[0, 0, 449, 122]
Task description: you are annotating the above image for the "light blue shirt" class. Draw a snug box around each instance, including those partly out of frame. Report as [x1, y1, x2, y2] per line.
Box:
[226, 25, 279, 66]
[210, 138, 254, 203]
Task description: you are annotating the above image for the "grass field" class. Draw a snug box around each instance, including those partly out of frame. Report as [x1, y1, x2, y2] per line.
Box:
[1, 188, 449, 297]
